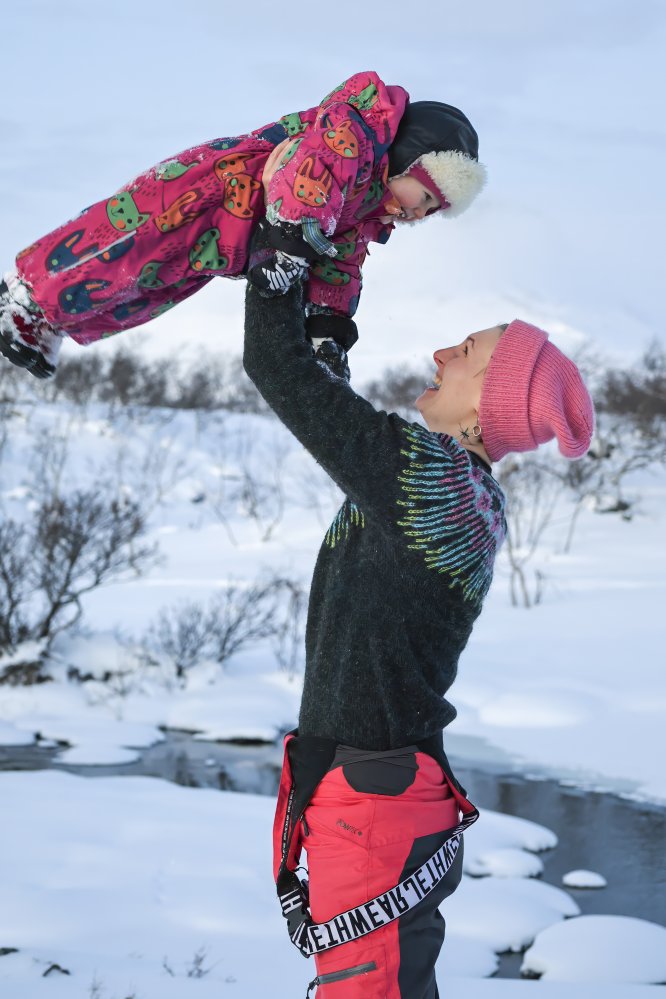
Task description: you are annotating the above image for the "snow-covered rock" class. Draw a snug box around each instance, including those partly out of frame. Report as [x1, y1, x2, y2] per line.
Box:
[466, 847, 544, 879]
[444, 875, 580, 953]
[522, 915, 666, 983]
[562, 869, 607, 889]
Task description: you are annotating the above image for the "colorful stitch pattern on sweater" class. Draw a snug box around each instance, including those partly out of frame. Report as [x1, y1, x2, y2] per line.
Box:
[325, 498, 365, 549]
[396, 425, 506, 602]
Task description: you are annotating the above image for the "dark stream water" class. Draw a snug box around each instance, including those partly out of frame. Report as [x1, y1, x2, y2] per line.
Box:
[1, 731, 665, 979]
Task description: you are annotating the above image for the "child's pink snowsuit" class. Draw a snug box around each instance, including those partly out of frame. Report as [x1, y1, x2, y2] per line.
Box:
[15, 72, 408, 345]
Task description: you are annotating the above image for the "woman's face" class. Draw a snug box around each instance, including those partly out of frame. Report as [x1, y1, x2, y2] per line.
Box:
[415, 327, 504, 433]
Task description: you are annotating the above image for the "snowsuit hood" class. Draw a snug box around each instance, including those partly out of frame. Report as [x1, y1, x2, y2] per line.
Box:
[388, 100, 480, 176]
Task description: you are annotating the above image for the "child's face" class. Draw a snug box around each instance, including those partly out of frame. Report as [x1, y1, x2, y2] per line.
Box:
[415, 327, 504, 434]
[387, 176, 440, 221]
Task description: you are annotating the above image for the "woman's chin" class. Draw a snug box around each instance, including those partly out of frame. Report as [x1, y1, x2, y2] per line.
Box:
[415, 387, 438, 409]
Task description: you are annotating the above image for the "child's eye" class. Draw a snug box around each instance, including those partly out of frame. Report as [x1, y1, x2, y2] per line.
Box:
[463, 345, 469, 356]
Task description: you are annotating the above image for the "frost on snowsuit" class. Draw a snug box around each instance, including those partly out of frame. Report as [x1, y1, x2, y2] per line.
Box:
[14, 71, 407, 346]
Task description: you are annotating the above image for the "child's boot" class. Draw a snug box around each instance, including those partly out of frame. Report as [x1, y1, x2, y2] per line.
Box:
[0, 272, 63, 379]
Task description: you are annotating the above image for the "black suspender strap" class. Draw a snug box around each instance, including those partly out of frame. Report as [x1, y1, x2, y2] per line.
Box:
[277, 807, 478, 958]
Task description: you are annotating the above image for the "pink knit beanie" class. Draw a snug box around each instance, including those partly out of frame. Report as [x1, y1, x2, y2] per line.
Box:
[478, 320, 594, 462]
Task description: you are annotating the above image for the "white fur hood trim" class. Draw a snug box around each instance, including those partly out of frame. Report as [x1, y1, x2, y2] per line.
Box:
[415, 150, 487, 218]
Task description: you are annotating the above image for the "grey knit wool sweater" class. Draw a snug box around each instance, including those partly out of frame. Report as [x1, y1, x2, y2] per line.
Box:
[243, 284, 507, 752]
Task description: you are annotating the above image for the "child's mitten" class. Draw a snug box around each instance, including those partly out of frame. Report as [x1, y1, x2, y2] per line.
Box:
[313, 338, 351, 382]
[249, 249, 309, 296]
[248, 221, 318, 298]
[307, 311, 358, 382]
[305, 311, 358, 352]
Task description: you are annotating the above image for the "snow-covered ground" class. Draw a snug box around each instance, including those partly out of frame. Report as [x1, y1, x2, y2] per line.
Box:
[0, 396, 664, 992]
[2, 770, 665, 997]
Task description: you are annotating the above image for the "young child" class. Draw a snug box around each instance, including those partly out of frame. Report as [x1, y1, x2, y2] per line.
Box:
[0, 70, 486, 379]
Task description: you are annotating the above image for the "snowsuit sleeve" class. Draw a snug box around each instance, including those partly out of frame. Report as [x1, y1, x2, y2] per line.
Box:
[305, 225, 372, 319]
[265, 104, 368, 318]
[265, 71, 405, 319]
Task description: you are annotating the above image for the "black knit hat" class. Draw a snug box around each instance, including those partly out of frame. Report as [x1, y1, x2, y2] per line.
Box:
[388, 100, 480, 176]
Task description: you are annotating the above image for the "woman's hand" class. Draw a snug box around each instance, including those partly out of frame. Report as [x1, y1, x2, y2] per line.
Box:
[261, 138, 292, 204]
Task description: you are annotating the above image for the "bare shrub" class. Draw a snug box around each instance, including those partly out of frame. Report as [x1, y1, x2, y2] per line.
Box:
[48, 352, 106, 407]
[271, 576, 308, 678]
[186, 947, 212, 979]
[44, 346, 268, 413]
[149, 602, 211, 682]
[362, 361, 431, 416]
[0, 489, 158, 675]
[210, 426, 291, 542]
[0, 356, 34, 404]
[597, 338, 666, 429]
[0, 521, 33, 652]
[148, 574, 306, 682]
[552, 341, 666, 548]
[207, 579, 282, 664]
[219, 356, 269, 414]
[172, 358, 224, 411]
[35, 491, 157, 640]
[496, 455, 565, 608]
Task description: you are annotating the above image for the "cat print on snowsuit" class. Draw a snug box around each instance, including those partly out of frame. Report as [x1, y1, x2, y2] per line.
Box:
[58, 279, 112, 316]
[15, 71, 408, 343]
[207, 153, 262, 220]
[322, 117, 360, 159]
[45, 231, 100, 273]
[189, 230, 229, 272]
[106, 192, 150, 232]
[293, 157, 334, 208]
[153, 191, 205, 233]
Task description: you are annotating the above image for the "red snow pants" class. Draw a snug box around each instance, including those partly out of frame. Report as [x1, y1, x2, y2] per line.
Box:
[274, 739, 472, 998]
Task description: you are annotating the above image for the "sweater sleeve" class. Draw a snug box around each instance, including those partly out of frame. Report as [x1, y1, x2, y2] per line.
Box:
[305, 227, 370, 318]
[244, 277, 507, 598]
[244, 278, 405, 521]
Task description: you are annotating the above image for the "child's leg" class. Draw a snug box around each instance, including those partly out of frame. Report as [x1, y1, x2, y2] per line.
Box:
[0, 271, 63, 379]
[15, 138, 267, 343]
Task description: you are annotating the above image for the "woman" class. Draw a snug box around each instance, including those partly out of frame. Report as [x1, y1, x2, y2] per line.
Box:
[243, 219, 593, 997]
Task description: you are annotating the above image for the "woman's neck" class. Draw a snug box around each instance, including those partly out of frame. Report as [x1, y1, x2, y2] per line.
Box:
[460, 438, 492, 468]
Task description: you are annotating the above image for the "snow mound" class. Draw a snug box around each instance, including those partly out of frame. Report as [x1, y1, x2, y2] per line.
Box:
[445, 876, 580, 953]
[562, 869, 607, 889]
[522, 915, 666, 983]
[467, 847, 543, 879]
[466, 808, 558, 855]
[437, 934, 499, 978]
[0, 720, 34, 747]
